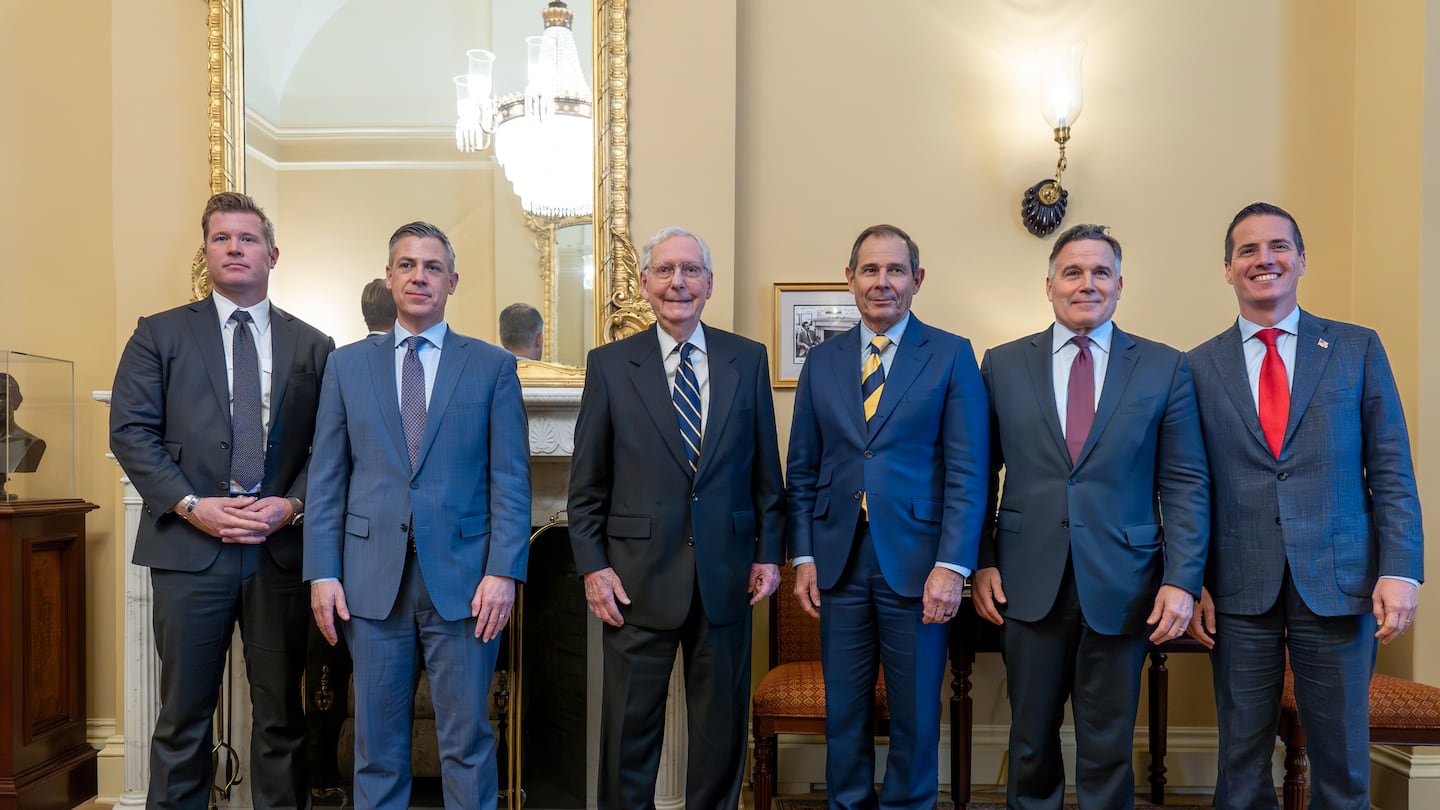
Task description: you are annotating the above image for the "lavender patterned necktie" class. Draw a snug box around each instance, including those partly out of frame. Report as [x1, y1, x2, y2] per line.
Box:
[401, 335, 426, 469]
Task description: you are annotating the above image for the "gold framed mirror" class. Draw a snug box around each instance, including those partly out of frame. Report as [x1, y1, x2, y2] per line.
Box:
[203, 0, 647, 386]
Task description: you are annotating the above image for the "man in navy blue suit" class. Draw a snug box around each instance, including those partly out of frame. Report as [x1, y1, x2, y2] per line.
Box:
[785, 224, 990, 809]
[1188, 203, 1423, 808]
[306, 222, 531, 810]
[973, 224, 1209, 809]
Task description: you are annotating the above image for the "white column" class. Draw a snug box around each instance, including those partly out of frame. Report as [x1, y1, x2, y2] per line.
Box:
[115, 478, 156, 809]
[654, 653, 688, 809]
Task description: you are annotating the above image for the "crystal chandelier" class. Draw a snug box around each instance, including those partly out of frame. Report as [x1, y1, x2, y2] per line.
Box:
[454, 1, 593, 218]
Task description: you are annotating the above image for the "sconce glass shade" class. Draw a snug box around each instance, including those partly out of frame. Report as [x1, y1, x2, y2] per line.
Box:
[1041, 41, 1086, 130]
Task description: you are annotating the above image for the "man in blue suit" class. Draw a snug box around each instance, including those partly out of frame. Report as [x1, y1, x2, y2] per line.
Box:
[786, 224, 990, 810]
[306, 222, 531, 810]
[972, 224, 1209, 809]
[1187, 202, 1423, 809]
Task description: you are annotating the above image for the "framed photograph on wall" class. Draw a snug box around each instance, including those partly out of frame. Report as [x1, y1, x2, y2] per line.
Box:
[773, 283, 860, 388]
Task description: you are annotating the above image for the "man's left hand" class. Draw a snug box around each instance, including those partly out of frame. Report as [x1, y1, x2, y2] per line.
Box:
[219, 496, 293, 543]
[472, 575, 516, 642]
[922, 567, 965, 624]
[1373, 578, 1419, 645]
[1147, 584, 1195, 644]
[749, 563, 780, 605]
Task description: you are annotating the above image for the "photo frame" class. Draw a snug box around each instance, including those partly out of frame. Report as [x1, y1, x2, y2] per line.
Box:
[773, 283, 861, 388]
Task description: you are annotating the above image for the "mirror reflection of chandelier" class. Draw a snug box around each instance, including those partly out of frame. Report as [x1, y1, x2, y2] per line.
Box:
[454, 0, 594, 218]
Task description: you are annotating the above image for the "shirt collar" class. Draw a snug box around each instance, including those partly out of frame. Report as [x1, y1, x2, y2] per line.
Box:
[213, 292, 272, 335]
[1237, 306, 1301, 342]
[860, 312, 912, 348]
[657, 322, 707, 358]
[1052, 319, 1114, 355]
[394, 320, 449, 350]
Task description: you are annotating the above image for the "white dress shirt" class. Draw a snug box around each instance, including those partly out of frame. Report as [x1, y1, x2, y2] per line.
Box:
[393, 321, 449, 408]
[656, 323, 711, 435]
[1051, 319, 1113, 439]
[213, 291, 273, 494]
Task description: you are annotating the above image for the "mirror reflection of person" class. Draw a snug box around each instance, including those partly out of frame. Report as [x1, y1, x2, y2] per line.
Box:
[109, 191, 335, 808]
[498, 302, 544, 360]
[0, 373, 46, 474]
[361, 277, 397, 336]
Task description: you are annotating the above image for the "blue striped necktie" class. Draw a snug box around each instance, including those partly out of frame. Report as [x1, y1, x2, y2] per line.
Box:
[673, 342, 702, 472]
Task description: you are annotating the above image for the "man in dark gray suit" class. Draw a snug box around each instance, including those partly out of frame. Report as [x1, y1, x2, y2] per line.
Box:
[111, 191, 333, 809]
[1187, 202, 1423, 809]
[973, 224, 1209, 809]
[306, 222, 530, 810]
[568, 226, 785, 808]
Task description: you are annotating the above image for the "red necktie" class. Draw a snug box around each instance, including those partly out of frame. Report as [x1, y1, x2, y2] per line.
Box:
[1257, 328, 1289, 459]
[1065, 335, 1094, 465]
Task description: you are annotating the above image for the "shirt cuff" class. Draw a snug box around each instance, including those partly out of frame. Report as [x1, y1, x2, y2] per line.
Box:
[790, 556, 815, 567]
[310, 577, 339, 584]
[1380, 575, 1420, 587]
[934, 561, 972, 579]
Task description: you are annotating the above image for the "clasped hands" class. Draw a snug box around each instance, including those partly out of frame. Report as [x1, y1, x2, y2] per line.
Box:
[176, 495, 296, 544]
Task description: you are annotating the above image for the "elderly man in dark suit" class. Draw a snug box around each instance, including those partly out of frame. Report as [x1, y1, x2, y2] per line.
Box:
[306, 222, 530, 810]
[973, 223, 1209, 809]
[110, 191, 333, 809]
[786, 224, 990, 810]
[568, 226, 785, 808]
[1187, 202, 1424, 809]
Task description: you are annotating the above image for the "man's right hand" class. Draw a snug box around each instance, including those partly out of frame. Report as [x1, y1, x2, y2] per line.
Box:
[311, 580, 351, 646]
[972, 566, 1007, 626]
[583, 567, 631, 627]
[175, 496, 269, 541]
[793, 561, 821, 619]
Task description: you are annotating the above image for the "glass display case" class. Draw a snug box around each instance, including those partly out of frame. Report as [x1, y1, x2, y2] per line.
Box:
[0, 350, 74, 501]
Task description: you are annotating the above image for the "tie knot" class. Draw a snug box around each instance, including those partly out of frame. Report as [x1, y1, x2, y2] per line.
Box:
[405, 335, 424, 353]
[1257, 328, 1283, 349]
[231, 309, 254, 326]
[678, 341, 694, 361]
[1071, 335, 1091, 351]
[869, 336, 891, 355]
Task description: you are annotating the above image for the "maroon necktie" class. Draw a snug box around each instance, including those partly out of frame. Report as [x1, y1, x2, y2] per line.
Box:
[1257, 328, 1289, 459]
[1065, 335, 1094, 465]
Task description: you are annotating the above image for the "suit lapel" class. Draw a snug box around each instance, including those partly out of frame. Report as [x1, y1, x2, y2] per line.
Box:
[827, 327, 867, 439]
[1210, 323, 1271, 454]
[695, 330, 738, 484]
[865, 319, 933, 441]
[413, 331, 471, 474]
[629, 326, 692, 475]
[1075, 326, 1138, 467]
[1285, 310, 1334, 452]
[1025, 326, 1070, 462]
[368, 334, 409, 467]
[267, 304, 298, 424]
[185, 297, 233, 424]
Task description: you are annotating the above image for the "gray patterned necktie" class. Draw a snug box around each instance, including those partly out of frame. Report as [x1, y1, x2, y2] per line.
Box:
[401, 335, 427, 469]
[229, 309, 264, 491]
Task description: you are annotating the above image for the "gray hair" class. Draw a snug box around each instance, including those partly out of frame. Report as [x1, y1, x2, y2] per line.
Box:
[1047, 223, 1123, 279]
[388, 221, 457, 273]
[640, 226, 713, 276]
[498, 302, 543, 351]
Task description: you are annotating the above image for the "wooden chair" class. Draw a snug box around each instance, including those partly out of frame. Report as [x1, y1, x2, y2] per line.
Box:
[749, 565, 891, 810]
[1278, 668, 1440, 810]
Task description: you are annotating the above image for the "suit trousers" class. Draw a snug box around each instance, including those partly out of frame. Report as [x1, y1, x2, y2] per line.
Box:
[149, 542, 309, 810]
[1211, 569, 1377, 810]
[345, 551, 503, 810]
[598, 574, 752, 809]
[819, 523, 948, 810]
[1002, 562, 1148, 810]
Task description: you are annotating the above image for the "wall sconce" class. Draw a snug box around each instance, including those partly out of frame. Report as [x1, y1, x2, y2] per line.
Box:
[1021, 42, 1086, 237]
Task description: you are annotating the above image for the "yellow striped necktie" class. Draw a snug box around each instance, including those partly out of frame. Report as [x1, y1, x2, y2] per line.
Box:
[860, 335, 890, 515]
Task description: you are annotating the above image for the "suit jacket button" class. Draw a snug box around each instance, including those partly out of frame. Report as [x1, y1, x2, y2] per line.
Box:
[1061, 520, 1070, 529]
[400, 524, 408, 533]
[1277, 472, 1289, 481]
[410, 482, 419, 489]
[220, 441, 229, 450]
[1068, 478, 1078, 486]
[691, 495, 699, 502]
[853, 490, 863, 500]
[864, 451, 873, 459]
[1276, 516, 1282, 525]
[687, 536, 695, 546]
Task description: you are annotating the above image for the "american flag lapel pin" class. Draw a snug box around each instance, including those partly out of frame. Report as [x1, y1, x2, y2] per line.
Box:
[1318, 339, 1329, 349]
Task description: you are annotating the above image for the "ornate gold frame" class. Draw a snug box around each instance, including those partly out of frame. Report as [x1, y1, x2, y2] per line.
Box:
[202, 0, 648, 363]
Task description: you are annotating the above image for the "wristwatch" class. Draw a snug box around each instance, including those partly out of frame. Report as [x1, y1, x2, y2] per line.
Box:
[285, 497, 305, 526]
[180, 494, 199, 515]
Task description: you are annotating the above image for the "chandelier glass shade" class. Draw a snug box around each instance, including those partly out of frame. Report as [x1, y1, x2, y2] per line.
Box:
[454, 1, 593, 218]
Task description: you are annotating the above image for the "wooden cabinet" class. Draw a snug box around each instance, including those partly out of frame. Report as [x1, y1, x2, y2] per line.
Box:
[0, 499, 97, 810]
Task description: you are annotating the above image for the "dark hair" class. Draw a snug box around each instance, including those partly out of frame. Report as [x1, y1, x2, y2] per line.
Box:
[388, 221, 457, 273]
[847, 224, 920, 275]
[202, 191, 276, 251]
[498, 303, 544, 350]
[1224, 202, 1305, 262]
[1047, 223, 1122, 279]
[360, 278, 396, 331]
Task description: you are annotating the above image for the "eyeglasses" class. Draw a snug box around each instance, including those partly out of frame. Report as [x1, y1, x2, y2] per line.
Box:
[649, 263, 707, 280]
